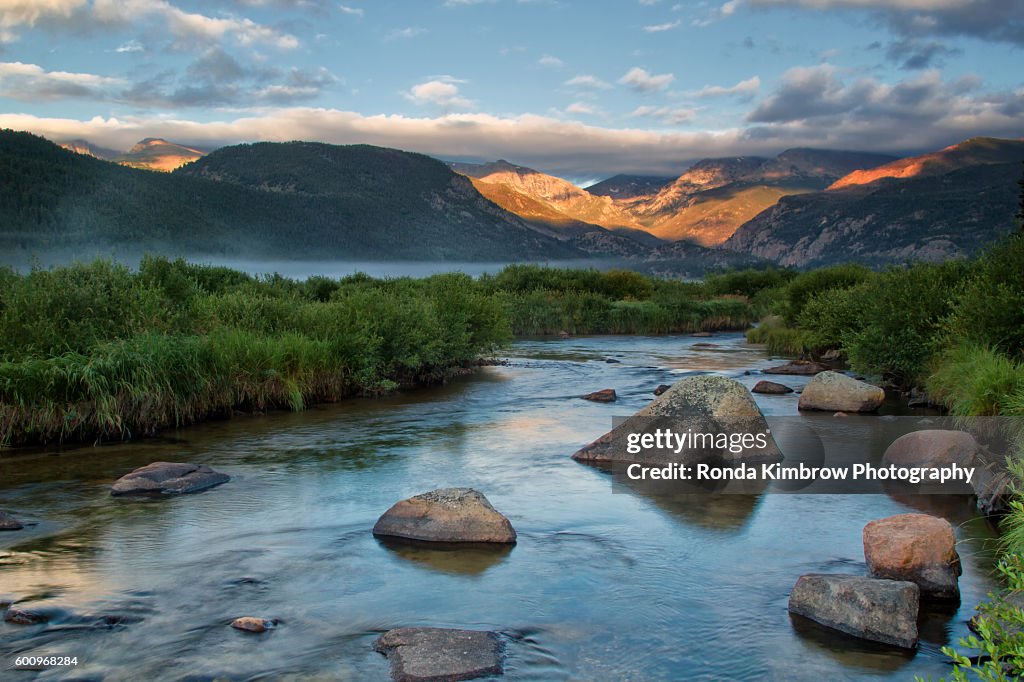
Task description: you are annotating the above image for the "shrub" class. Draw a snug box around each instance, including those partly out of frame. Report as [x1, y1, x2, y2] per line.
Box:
[947, 234, 1024, 358]
[926, 344, 1024, 417]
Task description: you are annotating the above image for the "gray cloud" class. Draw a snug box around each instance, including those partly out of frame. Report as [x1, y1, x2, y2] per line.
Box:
[883, 38, 962, 70]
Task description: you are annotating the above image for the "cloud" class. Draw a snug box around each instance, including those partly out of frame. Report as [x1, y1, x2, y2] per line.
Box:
[115, 40, 144, 53]
[883, 38, 961, 70]
[538, 54, 564, 68]
[338, 4, 364, 16]
[688, 75, 761, 99]
[444, 0, 496, 5]
[643, 19, 681, 31]
[565, 101, 596, 114]
[5, 92, 1023, 178]
[387, 26, 427, 39]
[564, 74, 612, 90]
[405, 78, 473, 109]
[0, 60, 124, 100]
[0, 0, 299, 48]
[741, 0, 1024, 45]
[618, 67, 675, 92]
[631, 105, 697, 124]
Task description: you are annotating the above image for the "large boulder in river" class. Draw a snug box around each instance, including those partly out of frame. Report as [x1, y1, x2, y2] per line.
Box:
[0, 511, 23, 531]
[373, 488, 516, 544]
[883, 430, 980, 469]
[111, 461, 230, 496]
[374, 627, 504, 682]
[863, 514, 961, 600]
[788, 574, 919, 648]
[798, 371, 885, 413]
[572, 375, 781, 465]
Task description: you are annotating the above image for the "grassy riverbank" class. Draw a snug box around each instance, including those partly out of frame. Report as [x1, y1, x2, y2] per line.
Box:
[0, 259, 754, 446]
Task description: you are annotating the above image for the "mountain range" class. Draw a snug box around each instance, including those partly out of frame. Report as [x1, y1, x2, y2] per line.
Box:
[7, 129, 1024, 270]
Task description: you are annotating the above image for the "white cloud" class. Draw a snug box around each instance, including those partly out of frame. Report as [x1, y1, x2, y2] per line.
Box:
[564, 74, 612, 90]
[688, 75, 761, 98]
[387, 26, 427, 39]
[632, 104, 697, 124]
[565, 101, 596, 114]
[405, 79, 473, 109]
[0, 60, 124, 100]
[618, 67, 675, 92]
[338, 4, 363, 16]
[115, 40, 144, 53]
[538, 54, 564, 68]
[0, 0, 85, 41]
[643, 19, 681, 31]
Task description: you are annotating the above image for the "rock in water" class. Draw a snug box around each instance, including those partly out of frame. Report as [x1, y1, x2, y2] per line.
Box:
[231, 617, 275, 633]
[788, 574, 919, 648]
[883, 430, 979, 469]
[374, 627, 504, 682]
[582, 389, 617, 402]
[111, 461, 230, 496]
[573, 375, 781, 465]
[4, 607, 48, 625]
[373, 488, 517, 544]
[653, 384, 671, 396]
[763, 360, 829, 376]
[0, 511, 23, 531]
[798, 371, 885, 412]
[863, 514, 961, 600]
[752, 380, 793, 395]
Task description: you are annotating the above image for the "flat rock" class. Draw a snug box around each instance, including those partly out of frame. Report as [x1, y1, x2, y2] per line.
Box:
[573, 375, 781, 465]
[111, 461, 230, 496]
[231, 617, 275, 633]
[374, 627, 504, 682]
[373, 488, 516, 544]
[798, 371, 885, 413]
[863, 513, 961, 599]
[752, 380, 793, 395]
[0, 511, 24, 531]
[788, 574, 919, 648]
[4, 607, 48, 625]
[582, 389, 616, 402]
[763, 360, 829, 376]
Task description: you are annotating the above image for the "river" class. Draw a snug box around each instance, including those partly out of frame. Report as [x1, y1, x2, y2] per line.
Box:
[0, 333, 998, 680]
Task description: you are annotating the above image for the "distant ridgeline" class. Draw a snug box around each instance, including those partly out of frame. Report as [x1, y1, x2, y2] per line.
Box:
[1, 129, 1022, 268]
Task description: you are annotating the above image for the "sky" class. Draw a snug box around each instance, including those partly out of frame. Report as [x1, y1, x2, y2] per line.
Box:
[0, 0, 1021, 182]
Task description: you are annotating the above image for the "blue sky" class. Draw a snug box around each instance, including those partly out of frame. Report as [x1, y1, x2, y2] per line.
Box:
[0, 0, 1021, 180]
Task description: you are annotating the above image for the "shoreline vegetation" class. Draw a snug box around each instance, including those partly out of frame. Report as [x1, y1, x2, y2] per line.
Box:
[0, 259, 753, 447]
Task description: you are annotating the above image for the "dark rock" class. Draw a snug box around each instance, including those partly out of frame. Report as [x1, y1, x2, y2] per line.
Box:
[582, 389, 617, 402]
[4, 607, 48, 625]
[373, 488, 516, 544]
[573, 375, 781, 465]
[763, 360, 829, 376]
[798, 371, 885, 412]
[231, 617, 276, 633]
[863, 514, 961, 600]
[752, 380, 793, 395]
[111, 461, 230, 496]
[604, 358, 621, 364]
[0, 511, 24, 531]
[653, 384, 671, 396]
[788, 574, 919, 648]
[374, 627, 504, 682]
[883, 430, 979, 469]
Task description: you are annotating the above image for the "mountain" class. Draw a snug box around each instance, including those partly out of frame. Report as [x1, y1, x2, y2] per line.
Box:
[115, 137, 206, 171]
[722, 138, 1024, 267]
[0, 131, 585, 262]
[585, 174, 674, 200]
[451, 160, 646, 231]
[624, 149, 897, 245]
[59, 138, 120, 161]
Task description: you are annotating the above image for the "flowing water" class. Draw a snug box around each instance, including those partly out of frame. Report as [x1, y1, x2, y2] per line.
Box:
[0, 334, 999, 680]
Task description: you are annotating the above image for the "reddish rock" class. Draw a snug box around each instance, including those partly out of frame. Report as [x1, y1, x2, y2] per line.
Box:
[763, 360, 829, 376]
[863, 513, 962, 600]
[373, 488, 516, 544]
[883, 430, 979, 469]
[4, 607, 48, 625]
[582, 389, 617, 403]
[231, 617, 275, 633]
[752, 380, 793, 395]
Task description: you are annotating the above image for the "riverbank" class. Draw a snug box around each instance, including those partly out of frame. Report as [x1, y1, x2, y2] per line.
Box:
[0, 259, 755, 447]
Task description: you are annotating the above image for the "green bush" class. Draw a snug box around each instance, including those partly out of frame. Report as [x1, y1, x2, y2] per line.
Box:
[926, 344, 1024, 416]
[947, 234, 1024, 357]
[780, 263, 871, 324]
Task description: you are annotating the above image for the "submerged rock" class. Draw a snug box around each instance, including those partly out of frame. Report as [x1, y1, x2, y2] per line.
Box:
[0, 511, 24, 531]
[374, 627, 504, 682]
[4, 607, 48, 625]
[863, 513, 961, 600]
[752, 380, 793, 395]
[763, 360, 829, 376]
[788, 574, 919, 648]
[231, 617, 276, 633]
[798, 371, 885, 412]
[573, 375, 781, 465]
[373, 488, 516, 544]
[111, 461, 230, 496]
[582, 389, 617, 402]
